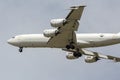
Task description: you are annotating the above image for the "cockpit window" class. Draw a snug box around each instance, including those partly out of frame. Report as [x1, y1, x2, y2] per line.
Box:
[12, 37, 15, 38]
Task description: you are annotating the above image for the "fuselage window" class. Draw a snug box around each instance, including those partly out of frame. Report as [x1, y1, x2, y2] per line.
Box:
[100, 34, 104, 37]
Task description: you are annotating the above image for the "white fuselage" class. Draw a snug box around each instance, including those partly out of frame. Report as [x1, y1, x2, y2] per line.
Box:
[7, 33, 120, 48]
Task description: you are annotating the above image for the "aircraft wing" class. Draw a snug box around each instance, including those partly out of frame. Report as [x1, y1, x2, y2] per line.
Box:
[66, 5, 85, 20]
[47, 5, 85, 47]
[81, 49, 120, 62]
[63, 48, 120, 62]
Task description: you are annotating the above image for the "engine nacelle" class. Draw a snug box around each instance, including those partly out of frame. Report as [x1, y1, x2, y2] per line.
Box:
[50, 19, 66, 28]
[43, 29, 59, 37]
[66, 52, 79, 60]
[85, 56, 98, 63]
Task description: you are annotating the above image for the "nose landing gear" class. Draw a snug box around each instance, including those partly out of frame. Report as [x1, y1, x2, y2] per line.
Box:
[19, 47, 23, 52]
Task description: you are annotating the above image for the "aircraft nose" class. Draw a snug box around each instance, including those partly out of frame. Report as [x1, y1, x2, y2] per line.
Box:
[7, 39, 14, 45]
[7, 37, 20, 46]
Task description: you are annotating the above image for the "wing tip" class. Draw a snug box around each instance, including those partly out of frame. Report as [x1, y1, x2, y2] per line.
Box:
[113, 58, 120, 62]
[70, 5, 86, 9]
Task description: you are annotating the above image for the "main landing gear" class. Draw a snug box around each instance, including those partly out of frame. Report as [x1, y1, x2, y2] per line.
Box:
[65, 44, 82, 58]
[19, 47, 23, 52]
[73, 51, 82, 58]
[66, 42, 75, 49]
[66, 44, 75, 49]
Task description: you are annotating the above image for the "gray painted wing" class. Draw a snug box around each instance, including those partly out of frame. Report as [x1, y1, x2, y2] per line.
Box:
[47, 6, 85, 47]
[81, 49, 120, 62]
[66, 6, 85, 20]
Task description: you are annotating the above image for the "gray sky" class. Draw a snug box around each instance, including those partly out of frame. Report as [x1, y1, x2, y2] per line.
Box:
[1, 0, 120, 80]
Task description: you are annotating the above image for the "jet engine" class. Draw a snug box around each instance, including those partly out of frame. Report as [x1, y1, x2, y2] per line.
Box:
[84, 56, 98, 63]
[66, 52, 82, 60]
[50, 19, 66, 28]
[43, 29, 59, 37]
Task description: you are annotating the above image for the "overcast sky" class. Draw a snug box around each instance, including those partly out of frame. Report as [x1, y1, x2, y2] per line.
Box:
[1, 0, 120, 80]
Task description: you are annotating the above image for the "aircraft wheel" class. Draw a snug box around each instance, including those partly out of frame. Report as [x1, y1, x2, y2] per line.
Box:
[73, 52, 82, 58]
[66, 45, 71, 49]
[19, 47, 23, 52]
[66, 45, 75, 49]
[70, 45, 75, 49]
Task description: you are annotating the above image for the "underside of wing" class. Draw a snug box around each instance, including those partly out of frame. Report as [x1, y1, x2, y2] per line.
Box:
[47, 31, 76, 48]
[62, 48, 120, 63]
[81, 49, 120, 62]
[47, 5, 85, 47]
[66, 6, 85, 20]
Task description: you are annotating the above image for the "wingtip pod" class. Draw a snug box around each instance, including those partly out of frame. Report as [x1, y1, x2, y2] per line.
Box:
[113, 58, 120, 62]
[70, 5, 86, 10]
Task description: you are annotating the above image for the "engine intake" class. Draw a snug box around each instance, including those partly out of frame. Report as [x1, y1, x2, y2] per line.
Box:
[43, 29, 59, 37]
[85, 56, 98, 63]
[50, 19, 66, 28]
[66, 52, 78, 59]
[66, 52, 82, 60]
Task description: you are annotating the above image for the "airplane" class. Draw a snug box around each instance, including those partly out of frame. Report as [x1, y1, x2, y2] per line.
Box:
[7, 5, 120, 63]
